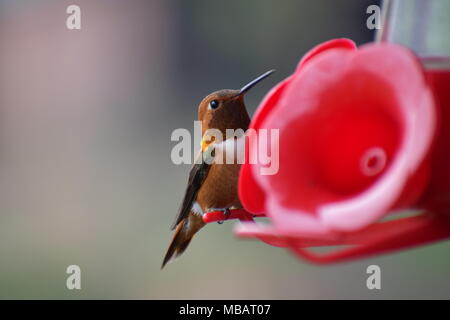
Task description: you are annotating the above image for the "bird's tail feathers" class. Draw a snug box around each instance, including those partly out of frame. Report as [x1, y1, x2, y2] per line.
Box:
[161, 219, 194, 269]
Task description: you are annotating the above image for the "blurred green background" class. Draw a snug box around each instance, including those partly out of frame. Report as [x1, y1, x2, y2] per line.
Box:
[0, 0, 449, 299]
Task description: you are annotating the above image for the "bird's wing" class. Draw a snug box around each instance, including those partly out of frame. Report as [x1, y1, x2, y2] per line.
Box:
[170, 146, 215, 230]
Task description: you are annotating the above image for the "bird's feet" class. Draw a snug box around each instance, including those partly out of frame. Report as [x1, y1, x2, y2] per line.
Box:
[207, 208, 231, 224]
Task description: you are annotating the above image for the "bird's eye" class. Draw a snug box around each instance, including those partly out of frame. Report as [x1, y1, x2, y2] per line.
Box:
[208, 100, 219, 110]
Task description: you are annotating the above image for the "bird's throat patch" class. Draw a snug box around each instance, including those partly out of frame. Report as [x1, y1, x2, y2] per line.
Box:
[200, 137, 214, 151]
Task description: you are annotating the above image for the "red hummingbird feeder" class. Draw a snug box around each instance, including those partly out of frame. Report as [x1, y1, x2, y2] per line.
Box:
[203, 1, 450, 264]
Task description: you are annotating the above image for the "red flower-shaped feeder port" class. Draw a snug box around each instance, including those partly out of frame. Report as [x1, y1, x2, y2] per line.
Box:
[203, 39, 450, 264]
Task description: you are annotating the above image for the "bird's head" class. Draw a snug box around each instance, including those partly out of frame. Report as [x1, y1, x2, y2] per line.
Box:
[198, 70, 275, 151]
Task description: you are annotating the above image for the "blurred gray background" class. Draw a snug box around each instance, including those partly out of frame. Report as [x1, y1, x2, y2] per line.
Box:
[1, 0, 449, 299]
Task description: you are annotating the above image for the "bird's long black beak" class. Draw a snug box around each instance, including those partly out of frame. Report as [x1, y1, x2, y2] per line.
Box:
[237, 69, 276, 96]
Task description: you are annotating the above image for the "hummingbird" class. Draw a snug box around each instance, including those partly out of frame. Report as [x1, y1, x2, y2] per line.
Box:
[161, 70, 275, 269]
